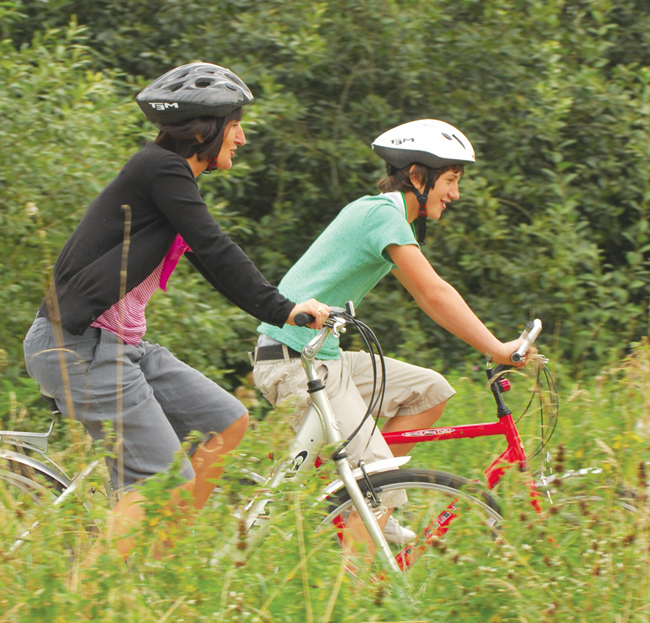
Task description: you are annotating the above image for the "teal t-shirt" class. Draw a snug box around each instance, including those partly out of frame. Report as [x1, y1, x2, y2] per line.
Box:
[258, 192, 418, 359]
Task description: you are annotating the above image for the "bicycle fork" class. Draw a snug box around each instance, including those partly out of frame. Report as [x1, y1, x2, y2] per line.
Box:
[301, 347, 401, 574]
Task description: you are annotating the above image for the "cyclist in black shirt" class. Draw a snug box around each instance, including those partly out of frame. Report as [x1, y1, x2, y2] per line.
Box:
[23, 62, 329, 559]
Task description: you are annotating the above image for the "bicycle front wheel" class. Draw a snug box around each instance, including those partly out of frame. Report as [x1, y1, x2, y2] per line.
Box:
[320, 468, 503, 591]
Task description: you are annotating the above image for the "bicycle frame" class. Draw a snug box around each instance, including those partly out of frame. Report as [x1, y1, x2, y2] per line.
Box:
[244, 315, 402, 573]
[383, 412, 544, 508]
[380, 364, 545, 571]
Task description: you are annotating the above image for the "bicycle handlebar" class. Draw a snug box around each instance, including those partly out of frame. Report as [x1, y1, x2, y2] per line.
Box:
[510, 319, 542, 363]
[294, 312, 316, 327]
[297, 309, 542, 365]
[294, 304, 351, 328]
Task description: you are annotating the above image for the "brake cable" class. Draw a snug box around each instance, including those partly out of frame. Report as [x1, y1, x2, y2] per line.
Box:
[331, 315, 387, 461]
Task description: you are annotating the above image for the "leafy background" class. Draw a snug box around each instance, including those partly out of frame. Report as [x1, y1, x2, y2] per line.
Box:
[1, 1, 650, 620]
[2, 0, 650, 392]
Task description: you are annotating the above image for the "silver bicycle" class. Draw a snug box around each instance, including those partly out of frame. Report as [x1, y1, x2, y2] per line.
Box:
[1, 304, 541, 588]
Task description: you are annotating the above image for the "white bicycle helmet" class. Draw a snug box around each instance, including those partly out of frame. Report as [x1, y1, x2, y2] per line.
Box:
[372, 119, 475, 243]
[136, 62, 253, 124]
[372, 119, 475, 169]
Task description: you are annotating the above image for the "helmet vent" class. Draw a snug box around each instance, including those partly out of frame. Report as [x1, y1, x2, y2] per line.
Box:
[136, 62, 254, 123]
[452, 134, 467, 149]
[441, 133, 452, 141]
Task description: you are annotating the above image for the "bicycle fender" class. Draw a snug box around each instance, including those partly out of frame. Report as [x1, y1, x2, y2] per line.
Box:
[318, 456, 412, 500]
[0, 447, 72, 489]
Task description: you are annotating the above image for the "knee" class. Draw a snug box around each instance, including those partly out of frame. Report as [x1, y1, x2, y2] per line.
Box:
[227, 412, 249, 447]
[236, 411, 249, 432]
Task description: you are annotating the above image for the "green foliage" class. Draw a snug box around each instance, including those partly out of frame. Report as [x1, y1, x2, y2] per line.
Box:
[1, 355, 649, 621]
[0, 22, 144, 375]
[1, 0, 650, 384]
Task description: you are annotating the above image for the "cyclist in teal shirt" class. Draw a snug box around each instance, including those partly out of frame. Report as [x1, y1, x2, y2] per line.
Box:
[254, 120, 526, 544]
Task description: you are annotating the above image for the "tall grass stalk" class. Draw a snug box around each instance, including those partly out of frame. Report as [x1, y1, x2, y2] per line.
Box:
[1, 336, 648, 622]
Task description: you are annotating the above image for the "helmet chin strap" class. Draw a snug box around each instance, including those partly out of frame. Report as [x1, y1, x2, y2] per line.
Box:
[414, 170, 434, 244]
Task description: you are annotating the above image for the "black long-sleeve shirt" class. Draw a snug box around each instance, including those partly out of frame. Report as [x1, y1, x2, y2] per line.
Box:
[39, 143, 294, 335]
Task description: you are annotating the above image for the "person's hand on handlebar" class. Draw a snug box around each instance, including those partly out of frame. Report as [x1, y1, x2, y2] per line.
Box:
[287, 299, 331, 329]
[490, 339, 537, 368]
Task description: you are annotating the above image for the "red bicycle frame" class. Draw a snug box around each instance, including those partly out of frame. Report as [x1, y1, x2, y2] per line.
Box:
[383, 413, 543, 506]
[380, 364, 544, 571]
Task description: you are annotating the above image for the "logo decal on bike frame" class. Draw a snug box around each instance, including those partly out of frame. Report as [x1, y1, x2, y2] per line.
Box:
[289, 450, 309, 472]
[401, 427, 455, 437]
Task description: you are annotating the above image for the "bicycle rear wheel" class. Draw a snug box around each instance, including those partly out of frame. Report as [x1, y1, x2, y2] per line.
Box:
[320, 468, 503, 593]
[0, 455, 89, 558]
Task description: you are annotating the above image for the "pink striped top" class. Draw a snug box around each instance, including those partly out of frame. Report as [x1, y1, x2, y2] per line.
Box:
[91, 235, 190, 344]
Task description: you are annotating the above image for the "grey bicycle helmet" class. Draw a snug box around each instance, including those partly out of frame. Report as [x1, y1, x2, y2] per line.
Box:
[136, 62, 254, 124]
[372, 120, 475, 243]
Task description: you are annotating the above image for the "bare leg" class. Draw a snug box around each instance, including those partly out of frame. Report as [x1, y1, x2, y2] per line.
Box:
[185, 413, 249, 510]
[381, 400, 448, 456]
[341, 509, 391, 574]
[340, 401, 449, 570]
[110, 490, 147, 559]
[99, 413, 249, 560]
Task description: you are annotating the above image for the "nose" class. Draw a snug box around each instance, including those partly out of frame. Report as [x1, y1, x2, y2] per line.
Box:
[235, 125, 246, 146]
[449, 181, 460, 201]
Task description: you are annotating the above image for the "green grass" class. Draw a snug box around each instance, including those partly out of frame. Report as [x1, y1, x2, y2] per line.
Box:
[0, 350, 648, 623]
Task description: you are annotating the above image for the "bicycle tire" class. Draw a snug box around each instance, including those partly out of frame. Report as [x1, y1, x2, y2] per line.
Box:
[536, 468, 649, 524]
[319, 468, 503, 591]
[0, 456, 95, 559]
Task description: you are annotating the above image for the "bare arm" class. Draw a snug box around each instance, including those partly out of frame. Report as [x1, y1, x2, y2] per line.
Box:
[388, 244, 522, 365]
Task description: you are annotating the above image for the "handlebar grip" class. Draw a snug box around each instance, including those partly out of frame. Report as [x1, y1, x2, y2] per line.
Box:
[294, 313, 316, 327]
[511, 319, 542, 363]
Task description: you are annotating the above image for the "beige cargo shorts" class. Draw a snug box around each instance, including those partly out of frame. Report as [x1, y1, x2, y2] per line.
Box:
[253, 349, 455, 508]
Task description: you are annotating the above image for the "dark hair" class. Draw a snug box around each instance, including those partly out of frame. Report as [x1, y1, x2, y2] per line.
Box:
[154, 107, 243, 161]
[377, 162, 464, 194]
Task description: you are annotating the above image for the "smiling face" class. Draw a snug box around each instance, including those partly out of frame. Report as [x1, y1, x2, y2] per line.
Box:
[425, 169, 462, 219]
[215, 120, 246, 170]
[407, 165, 462, 221]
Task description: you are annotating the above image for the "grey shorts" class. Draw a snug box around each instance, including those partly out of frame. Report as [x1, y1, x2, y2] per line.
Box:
[23, 317, 247, 491]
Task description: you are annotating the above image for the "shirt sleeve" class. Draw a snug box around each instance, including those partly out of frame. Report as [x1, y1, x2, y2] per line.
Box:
[149, 152, 295, 327]
[359, 200, 418, 265]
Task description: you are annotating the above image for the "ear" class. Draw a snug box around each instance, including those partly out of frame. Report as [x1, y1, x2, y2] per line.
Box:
[409, 165, 424, 191]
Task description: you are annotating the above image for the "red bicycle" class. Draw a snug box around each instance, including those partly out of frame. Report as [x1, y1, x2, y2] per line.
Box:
[318, 319, 558, 580]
